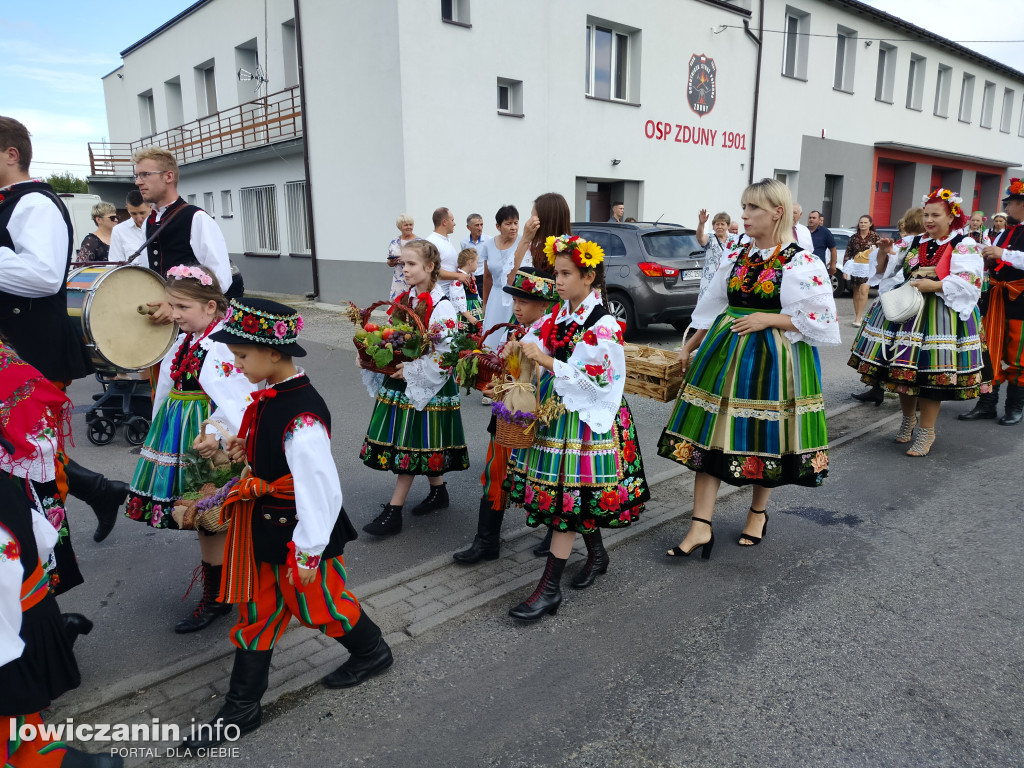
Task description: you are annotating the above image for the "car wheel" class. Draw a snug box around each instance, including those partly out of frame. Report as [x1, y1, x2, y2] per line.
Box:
[831, 272, 846, 297]
[607, 291, 636, 339]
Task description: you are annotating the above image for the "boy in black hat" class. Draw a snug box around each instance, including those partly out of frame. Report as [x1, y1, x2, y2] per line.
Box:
[453, 267, 557, 564]
[182, 298, 392, 750]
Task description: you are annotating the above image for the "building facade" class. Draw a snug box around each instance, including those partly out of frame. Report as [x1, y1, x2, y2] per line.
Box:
[89, 0, 1024, 304]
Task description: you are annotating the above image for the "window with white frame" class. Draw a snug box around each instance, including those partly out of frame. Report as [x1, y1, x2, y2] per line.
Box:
[1000, 88, 1015, 133]
[194, 60, 217, 117]
[220, 190, 233, 217]
[497, 78, 523, 116]
[203, 192, 215, 214]
[782, 7, 809, 80]
[980, 81, 996, 128]
[284, 181, 310, 255]
[959, 73, 976, 123]
[874, 43, 897, 103]
[906, 54, 925, 110]
[138, 91, 156, 136]
[186, 194, 197, 205]
[833, 26, 857, 92]
[585, 20, 638, 102]
[441, 0, 470, 25]
[934, 64, 952, 117]
[239, 185, 279, 254]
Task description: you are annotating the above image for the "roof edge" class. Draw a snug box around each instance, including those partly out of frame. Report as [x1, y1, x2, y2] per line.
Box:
[875, 141, 1022, 169]
[119, 0, 213, 58]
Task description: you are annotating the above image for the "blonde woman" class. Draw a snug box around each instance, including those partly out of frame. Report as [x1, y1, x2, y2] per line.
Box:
[77, 201, 117, 262]
[387, 214, 419, 299]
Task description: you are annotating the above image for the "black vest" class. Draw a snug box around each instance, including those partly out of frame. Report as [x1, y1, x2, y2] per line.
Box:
[985, 225, 1024, 320]
[0, 183, 92, 381]
[245, 375, 357, 565]
[146, 197, 201, 277]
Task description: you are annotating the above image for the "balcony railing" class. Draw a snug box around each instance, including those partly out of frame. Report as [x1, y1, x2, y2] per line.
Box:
[88, 86, 302, 176]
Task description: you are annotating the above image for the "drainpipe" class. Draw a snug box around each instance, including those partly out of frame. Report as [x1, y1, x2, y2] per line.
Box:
[293, 0, 320, 299]
[743, 0, 764, 185]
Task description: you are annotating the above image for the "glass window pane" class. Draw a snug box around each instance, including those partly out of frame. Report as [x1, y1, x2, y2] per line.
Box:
[585, 26, 592, 93]
[834, 35, 846, 89]
[594, 27, 612, 100]
[497, 85, 509, 111]
[614, 33, 629, 100]
[785, 16, 798, 75]
[441, 0, 453, 21]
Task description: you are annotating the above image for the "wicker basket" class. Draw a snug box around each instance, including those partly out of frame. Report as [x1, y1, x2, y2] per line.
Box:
[170, 420, 247, 533]
[494, 365, 540, 449]
[463, 322, 516, 392]
[623, 344, 685, 403]
[352, 300, 431, 377]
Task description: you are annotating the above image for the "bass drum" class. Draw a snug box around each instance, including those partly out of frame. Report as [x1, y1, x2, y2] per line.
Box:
[67, 265, 178, 371]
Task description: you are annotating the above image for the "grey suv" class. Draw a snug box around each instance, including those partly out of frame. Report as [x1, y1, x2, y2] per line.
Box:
[571, 221, 706, 337]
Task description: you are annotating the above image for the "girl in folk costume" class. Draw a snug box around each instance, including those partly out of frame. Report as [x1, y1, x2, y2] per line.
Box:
[125, 265, 258, 633]
[505, 235, 650, 621]
[449, 248, 484, 330]
[360, 239, 470, 537]
[849, 188, 985, 456]
[659, 179, 840, 560]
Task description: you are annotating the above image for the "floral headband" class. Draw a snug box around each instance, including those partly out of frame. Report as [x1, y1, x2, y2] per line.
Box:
[542, 235, 605, 271]
[1004, 178, 1024, 199]
[221, 300, 304, 344]
[166, 264, 213, 285]
[509, 270, 556, 300]
[921, 188, 967, 229]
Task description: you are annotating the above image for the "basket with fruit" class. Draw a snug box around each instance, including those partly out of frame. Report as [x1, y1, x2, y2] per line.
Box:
[349, 300, 430, 377]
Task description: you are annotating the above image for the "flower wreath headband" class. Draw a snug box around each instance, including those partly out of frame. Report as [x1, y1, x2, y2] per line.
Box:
[542, 235, 605, 271]
[166, 264, 214, 286]
[921, 188, 967, 229]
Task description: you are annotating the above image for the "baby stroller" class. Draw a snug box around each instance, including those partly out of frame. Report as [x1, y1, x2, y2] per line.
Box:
[86, 372, 153, 446]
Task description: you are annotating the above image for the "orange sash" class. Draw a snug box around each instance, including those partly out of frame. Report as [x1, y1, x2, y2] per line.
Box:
[20, 561, 48, 611]
[983, 278, 1024, 384]
[218, 473, 296, 604]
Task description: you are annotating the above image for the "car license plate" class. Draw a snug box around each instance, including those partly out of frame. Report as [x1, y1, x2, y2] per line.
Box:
[682, 269, 702, 281]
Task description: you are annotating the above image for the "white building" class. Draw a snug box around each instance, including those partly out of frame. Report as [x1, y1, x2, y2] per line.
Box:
[88, 0, 1024, 304]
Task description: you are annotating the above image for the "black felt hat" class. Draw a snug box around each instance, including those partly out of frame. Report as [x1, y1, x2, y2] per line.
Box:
[502, 266, 558, 302]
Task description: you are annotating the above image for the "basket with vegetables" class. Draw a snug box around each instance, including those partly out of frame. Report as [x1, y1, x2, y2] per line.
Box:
[348, 300, 430, 377]
[441, 323, 517, 393]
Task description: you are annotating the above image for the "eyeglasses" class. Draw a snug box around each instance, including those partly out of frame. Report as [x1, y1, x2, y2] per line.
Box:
[133, 171, 164, 180]
[107, 216, 119, 221]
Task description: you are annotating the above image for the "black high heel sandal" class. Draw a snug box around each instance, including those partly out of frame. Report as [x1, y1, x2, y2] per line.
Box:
[738, 507, 768, 546]
[666, 516, 714, 561]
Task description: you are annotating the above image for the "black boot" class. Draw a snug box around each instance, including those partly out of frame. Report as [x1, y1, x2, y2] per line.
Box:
[174, 562, 232, 634]
[508, 553, 566, 621]
[453, 498, 504, 564]
[181, 649, 272, 750]
[63, 612, 94, 647]
[532, 527, 553, 557]
[999, 383, 1024, 426]
[60, 747, 124, 767]
[63, 458, 127, 543]
[570, 530, 609, 589]
[363, 503, 403, 536]
[959, 384, 1000, 421]
[322, 613, 394, 688]
[851, 386, 884, 405]
[410, 482, 449, 516]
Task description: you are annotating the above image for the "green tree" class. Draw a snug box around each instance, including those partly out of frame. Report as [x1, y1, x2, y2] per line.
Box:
[45, 172, 89, 194]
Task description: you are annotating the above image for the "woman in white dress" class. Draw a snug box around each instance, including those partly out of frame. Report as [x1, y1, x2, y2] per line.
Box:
[480, 205, 521, 347]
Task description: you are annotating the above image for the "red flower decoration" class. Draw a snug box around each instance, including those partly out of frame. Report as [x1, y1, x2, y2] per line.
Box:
[537, 490, 553, 512]
[582, 330, 598, 346]
[582, 518, 597, 531]
[242, 315, 259, 334]
[598, 490, 621, 511]
[522, 278, 535, 291]
[740, 456, 764, 479]
[622, 440, 637, 463]
[584, 364, 606, 377]
[427, 453, 444, 472]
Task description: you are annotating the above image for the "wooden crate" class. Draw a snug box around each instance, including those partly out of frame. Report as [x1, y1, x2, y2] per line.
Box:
[623, 344, 685, 403]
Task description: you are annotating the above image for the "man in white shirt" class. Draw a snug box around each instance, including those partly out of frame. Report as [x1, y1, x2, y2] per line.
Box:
[792, 203, 815, 253]
[129, 146, 231, 323]
[460, 213, 490, 295]
[108, 188, 151, 263]
[427, 206, 471, 297]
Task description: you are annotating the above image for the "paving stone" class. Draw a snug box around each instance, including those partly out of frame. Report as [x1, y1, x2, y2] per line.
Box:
[406, 572, 539, 638]
[406, 584, 452, 608]
[267, 635, 326, 671]
[404, 600, 447, 624]
[362, 583, 414, 609]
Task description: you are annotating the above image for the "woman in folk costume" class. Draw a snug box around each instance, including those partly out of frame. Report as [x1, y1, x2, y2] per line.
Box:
[849, 188, 985, 456]
[125, 266, 258, 633]
[360, 239, 470, 537]
[504, 235, 650, 622]
[658, 178, 840, 560]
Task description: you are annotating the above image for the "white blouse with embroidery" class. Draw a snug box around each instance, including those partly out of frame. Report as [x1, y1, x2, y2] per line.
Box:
[871, 234, 984, 320]
[361, 286, 459, 411]
[0, 523, 24, 667]
[153, 319, 260, 437]
[522, 290, 626, 433]
[691, 246, 841, 346]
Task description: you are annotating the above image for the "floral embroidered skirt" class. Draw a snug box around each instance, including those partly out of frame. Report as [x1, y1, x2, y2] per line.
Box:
[658, 306, 829, 488]
[360, 376, 470, 476]
[505, 382, 649, 533]
[848, 295, 984, 400]
[126, 389, 210, 528]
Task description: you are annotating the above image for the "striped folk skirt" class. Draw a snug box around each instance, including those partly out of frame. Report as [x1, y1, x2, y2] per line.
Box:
[505, 377, 650, 533]
[126, 389, 210, 528]
[847, 294, 985, 400]
[658, 307, 829, 488]
[360, 376, 470, 476]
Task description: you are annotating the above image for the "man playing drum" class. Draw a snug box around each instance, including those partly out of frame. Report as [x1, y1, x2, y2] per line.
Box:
[0, 115, 127, 546]
[129, 147, 231, 323]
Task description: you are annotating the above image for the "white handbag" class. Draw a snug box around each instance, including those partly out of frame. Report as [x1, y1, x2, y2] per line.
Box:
[879, 280, 924, 323]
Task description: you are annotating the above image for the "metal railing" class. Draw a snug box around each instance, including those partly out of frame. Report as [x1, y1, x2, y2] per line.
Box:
[88, 86, 302, 176]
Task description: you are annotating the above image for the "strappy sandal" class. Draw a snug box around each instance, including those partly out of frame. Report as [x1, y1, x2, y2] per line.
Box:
[906, 426, 935, 457]
[666, 516, 714, 561]
[738, 507, 768, 546]
[894, 414, 918, 444]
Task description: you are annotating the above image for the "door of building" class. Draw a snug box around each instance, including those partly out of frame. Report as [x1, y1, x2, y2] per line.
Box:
[822, 174, 843, 227]
[872, 163, 895, 227]
[586, 183, 612, 222]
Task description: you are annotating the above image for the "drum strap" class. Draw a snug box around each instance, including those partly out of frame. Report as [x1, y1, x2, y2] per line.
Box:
[128, 204, 188, 263]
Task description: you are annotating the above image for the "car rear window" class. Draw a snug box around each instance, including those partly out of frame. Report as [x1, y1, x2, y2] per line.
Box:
[641, 232, 705, 260]
[833, 234, 850, 249]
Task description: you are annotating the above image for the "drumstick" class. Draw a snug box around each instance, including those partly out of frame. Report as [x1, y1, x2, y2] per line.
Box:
[137, 305, 158, 315]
